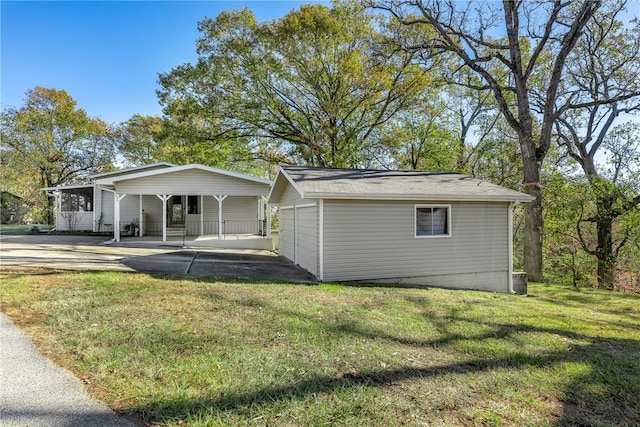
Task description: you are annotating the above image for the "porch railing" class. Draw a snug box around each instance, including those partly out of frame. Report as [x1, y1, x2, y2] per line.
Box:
[140, 220, 267, 238]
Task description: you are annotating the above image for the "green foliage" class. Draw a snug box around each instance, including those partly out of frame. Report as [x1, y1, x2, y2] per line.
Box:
[543, 173, 597, 287]
[0, 192, 27, 224]
[158, 2, 431, 168]
[382, 94, 459, 171]
[0, 87, 115, 223]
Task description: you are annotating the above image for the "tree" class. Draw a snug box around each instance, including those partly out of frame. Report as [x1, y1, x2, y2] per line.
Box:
[567, 123, 640, 289]
[158, 2, 430, 169]
[554, 8, 640, 289]
[371, 0, 630, 282]
[115, 114, 164, 166]
[0, 87, 114, 224]
[379, 89, 458, 171]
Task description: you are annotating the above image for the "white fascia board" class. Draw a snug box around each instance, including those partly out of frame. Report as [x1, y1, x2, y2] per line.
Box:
[42, 184, 94, 191]
[99, 164, 272, 186]
[89, 162, 176, 179]
[279, 167, 306, 198]
[266, 166, 306, 204]
[305, 192, 535, 203]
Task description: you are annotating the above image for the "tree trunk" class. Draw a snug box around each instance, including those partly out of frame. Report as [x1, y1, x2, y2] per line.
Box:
[595, 203, 615, 290]
[46, 194, 55, 226]
[523, 183, 544, 282]
[521, 140, 544, 282]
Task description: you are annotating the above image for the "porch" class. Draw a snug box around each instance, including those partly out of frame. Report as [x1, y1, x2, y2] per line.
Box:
[114, 194, 271, 244]
[114, 233, 273, 250]
[95, 163, 274, 248]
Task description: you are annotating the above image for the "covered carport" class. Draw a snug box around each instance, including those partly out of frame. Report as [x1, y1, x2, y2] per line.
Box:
[94, 164, 273, 249]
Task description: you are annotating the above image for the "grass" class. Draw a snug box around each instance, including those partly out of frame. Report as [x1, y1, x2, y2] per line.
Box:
[1, 269, 639, 426]
[0, 223, 52, 235]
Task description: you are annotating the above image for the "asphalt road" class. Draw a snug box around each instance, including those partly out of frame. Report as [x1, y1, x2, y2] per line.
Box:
[0, 234, 316, 282]
[0, 313, 136, 427]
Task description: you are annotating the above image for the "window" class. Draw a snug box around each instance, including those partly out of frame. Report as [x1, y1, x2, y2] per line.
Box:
[187, 195, 200, 214]
[415, 205, 450, 237]
[60, 188, 93, 212]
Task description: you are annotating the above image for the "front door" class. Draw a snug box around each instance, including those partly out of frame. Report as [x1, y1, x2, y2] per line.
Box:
[168, 196, 185, 226]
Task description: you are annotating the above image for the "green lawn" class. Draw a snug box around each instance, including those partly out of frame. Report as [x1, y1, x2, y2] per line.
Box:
[0, 224, 51, 235]
[2, 270, 639, 426]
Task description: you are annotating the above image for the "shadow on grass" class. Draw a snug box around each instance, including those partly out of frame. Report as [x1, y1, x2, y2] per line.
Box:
[125, 299, 640, 427]
[121, 250, 317, 284]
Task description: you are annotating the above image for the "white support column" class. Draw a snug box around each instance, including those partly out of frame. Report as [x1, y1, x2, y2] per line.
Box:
[213, 195, 228, 239]
[266, 200, 272, 238]
[92, 187, 97, 233]
[139, 195, 143, 237]
[114, 193, 127, 242]
[258, 196, 264, 236]
[200, 195, 204, 236]
[156, 195, 172, 242]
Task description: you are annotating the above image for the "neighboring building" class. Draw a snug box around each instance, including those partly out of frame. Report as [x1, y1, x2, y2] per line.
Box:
[44, 163, 273, 249]
[0, 191, 26, 224]
[268, 166, 534, 293]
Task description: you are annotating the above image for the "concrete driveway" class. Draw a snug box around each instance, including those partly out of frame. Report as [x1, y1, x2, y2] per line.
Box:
[0, 234, 316, 283]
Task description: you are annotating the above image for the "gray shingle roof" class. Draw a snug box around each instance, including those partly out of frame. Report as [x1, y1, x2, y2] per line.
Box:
[278, 166, 533, 202]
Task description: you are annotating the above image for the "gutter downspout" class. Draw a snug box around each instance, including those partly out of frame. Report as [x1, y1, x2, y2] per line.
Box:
[508, 201, 519, 294]
[318, 199, 324, 281]
[98, 185, 117, 242]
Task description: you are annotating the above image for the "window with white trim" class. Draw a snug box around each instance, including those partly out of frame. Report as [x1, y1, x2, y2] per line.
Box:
[60, 188, 93, 212]
[187, 195, 200, 214]
[415, 205, 451, 237]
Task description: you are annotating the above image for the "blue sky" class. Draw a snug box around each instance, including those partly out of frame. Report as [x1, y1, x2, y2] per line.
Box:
[1, 1, 325, 124]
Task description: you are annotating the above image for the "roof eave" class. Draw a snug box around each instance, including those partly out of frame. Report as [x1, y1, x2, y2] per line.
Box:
[98, 164, 272, 186]
[42, 184, 94, 191]
[306, 192, 535, 203]
[267, 166, 306, 204]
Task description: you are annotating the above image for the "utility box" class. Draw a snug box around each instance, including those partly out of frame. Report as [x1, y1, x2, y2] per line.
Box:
[513, 272, 528, 295]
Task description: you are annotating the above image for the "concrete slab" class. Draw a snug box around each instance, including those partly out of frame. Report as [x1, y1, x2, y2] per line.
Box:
[0, 234, 316, 283]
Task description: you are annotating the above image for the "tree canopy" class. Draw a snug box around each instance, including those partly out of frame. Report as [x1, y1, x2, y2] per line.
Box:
[158, 3, 431, 169]
[0, 86, 114, 223]
[369, 0, 637, 282]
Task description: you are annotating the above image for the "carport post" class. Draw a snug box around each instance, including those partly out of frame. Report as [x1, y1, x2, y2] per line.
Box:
[213, 195, 227, 239]
[156, 195, 172, 242]
[114, 194, 127, 242]
[200, 195, 204, 236]
[263, 197, 272, 238]
[139, 195, 144, 237]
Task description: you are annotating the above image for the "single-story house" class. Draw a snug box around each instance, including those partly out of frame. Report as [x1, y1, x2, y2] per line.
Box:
[267, 166, 534, 293]
[44, 163, 273, 249]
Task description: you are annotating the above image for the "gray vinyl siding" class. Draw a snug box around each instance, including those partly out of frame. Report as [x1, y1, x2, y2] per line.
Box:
[322, 200, 509, 286]
[280, 208, 295, 261]
[295, 206, 318, 276]
[280, 184, 307, 207]
[114, 169, 269, 196]
[141, 195, 162, 234]
[100, 190, 114, 230]
[119, 196, 139, 230]
[222, 196, 260, 234]
[276, 183, 319, 276]
[203, 196, 219, 234]
[55, 212, 93, 231]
